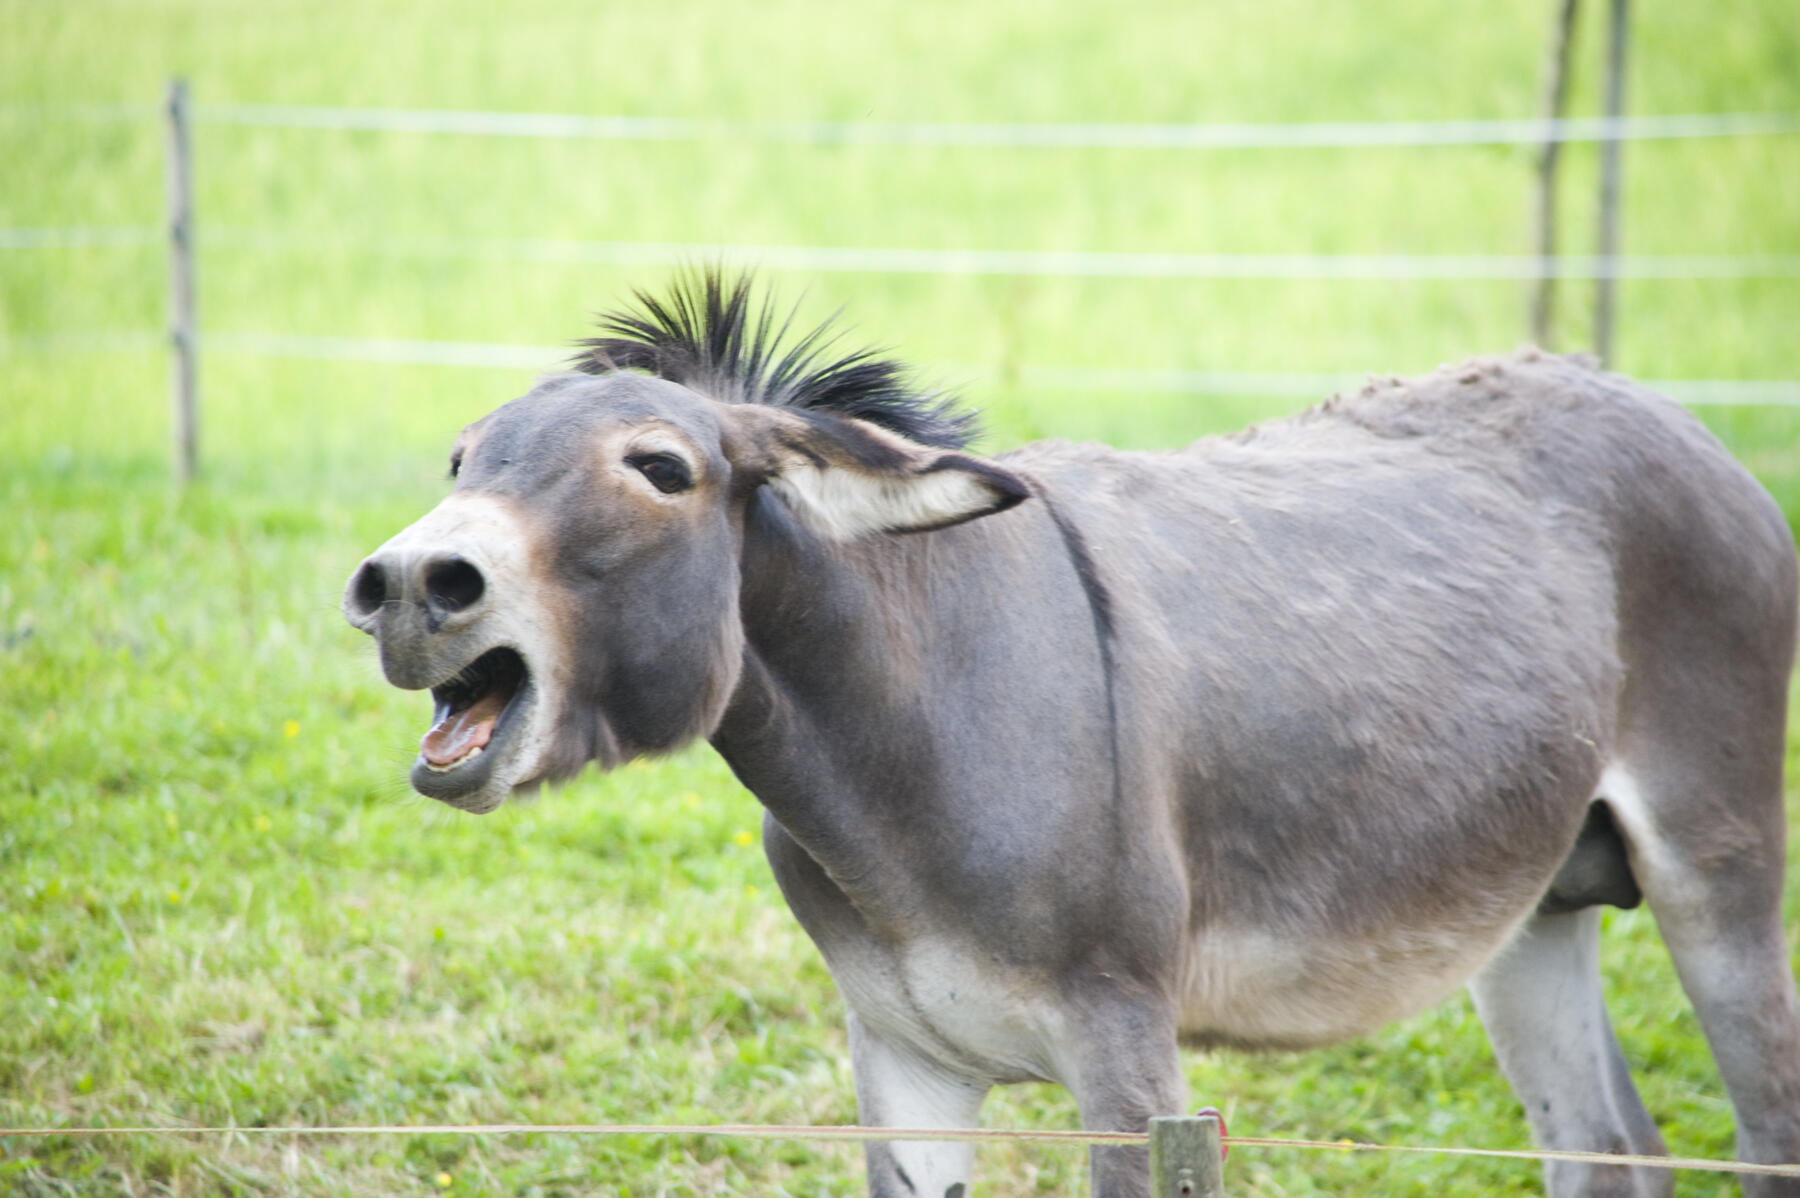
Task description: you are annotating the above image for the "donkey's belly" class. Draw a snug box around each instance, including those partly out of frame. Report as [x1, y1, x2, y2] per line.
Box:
[1175, 916, 1527, 1050]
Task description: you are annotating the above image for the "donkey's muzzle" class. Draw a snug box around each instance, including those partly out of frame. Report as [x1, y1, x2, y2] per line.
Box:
[345, 551, 489, 635]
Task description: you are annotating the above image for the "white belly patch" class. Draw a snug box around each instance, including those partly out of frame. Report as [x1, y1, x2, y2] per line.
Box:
[1176, 922, 1523, 1049]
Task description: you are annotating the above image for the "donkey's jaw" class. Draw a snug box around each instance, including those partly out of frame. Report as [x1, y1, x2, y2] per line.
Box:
[409, 645, 541, 812]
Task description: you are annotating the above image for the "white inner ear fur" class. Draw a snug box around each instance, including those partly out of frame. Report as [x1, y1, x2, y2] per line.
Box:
[770, 461, 1009, 540]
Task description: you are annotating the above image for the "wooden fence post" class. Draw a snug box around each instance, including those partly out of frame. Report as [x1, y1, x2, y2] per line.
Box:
[1594, 0, 1630, 366]
[165, 77, 198, 483]
[1148, 1115, 1225, 1198]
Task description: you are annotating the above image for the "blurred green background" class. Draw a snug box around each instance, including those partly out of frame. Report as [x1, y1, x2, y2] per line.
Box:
[4, 0, 1798, 1194]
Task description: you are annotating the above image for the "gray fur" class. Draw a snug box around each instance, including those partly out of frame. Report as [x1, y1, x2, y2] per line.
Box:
[348, 331, 1800, 1198]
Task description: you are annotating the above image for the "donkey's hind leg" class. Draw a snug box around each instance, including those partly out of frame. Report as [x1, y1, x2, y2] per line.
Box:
[1470, 905, 1670, 1198]
[1604, 762, 1800, 1197]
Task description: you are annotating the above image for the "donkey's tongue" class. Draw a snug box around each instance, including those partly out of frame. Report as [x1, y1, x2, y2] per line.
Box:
[420, 691, 507, 766]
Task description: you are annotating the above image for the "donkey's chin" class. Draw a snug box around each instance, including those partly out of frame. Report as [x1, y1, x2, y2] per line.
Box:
[410, 646, 544, 813]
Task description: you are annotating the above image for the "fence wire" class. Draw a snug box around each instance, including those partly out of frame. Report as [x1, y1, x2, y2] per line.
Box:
[9, 101, 1800, 148]
[4, 1121, 1799, 1180]
[4, 101, 1796, 399]
[7, 331, 1797, 408]
[9, 225, 1800, 282]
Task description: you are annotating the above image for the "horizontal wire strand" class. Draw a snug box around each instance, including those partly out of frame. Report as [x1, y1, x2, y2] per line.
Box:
[2, 1122, 1798, 1178]
[10, 225, 1799, 281]
[5, 331, 1799, 407]
[8, 102, 1799, 148]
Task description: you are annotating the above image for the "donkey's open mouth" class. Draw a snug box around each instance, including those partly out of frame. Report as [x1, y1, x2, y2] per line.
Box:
[413, 646, 532, 798]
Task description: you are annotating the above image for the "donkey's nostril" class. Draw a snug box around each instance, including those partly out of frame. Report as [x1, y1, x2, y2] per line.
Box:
[425, 556, 486, 615]
[349, 559, 390, 619]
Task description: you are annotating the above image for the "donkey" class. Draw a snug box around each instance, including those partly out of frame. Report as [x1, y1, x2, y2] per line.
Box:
[345, 273, 1800, 1198]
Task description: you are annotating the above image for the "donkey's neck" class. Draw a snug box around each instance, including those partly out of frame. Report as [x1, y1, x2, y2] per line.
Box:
[710, 492, 951, 915]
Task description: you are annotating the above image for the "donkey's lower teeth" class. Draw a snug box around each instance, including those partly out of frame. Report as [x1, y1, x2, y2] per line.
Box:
[420, 647, 525, 768]
[424, 745, 483, 773]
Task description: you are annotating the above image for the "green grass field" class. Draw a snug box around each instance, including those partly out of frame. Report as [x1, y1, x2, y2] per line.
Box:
[4, 0, 1799, 1193]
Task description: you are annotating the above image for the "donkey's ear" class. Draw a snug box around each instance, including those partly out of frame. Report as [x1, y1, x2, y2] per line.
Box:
[721, 407, 1030, 539]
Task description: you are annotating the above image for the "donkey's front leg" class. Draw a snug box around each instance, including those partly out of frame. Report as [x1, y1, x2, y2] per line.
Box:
[1064, 995, 1188, 1198]
[850, 1012, 991, 1198]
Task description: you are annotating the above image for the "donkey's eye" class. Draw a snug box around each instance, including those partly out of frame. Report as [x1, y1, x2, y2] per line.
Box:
[627, 452, 692, 494]
[449, 447, 464, 479]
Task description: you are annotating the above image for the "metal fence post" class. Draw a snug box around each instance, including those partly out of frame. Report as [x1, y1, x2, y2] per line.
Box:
[165, 77, 198, 482]
[1148, 1115, 1225, 1198]
[1530, 0, 1579, 347]
[1594, 0, 1630, 366]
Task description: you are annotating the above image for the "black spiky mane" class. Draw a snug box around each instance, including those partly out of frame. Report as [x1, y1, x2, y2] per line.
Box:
[571, 270, 977, 450]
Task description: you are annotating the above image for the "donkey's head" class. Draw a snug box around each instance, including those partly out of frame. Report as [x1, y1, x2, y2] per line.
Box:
[344, 273, 1029, 812]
